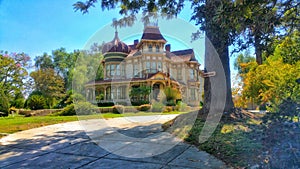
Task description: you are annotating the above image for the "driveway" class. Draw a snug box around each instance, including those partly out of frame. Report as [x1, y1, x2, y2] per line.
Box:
[0, 115, 227, 169]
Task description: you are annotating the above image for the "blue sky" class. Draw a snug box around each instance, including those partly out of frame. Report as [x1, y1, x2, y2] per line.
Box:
[0, 0, 239, 85]
[0, 0, 196, 56]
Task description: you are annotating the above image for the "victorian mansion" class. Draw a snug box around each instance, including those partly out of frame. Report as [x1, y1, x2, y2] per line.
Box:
[86, 25, 204, 106]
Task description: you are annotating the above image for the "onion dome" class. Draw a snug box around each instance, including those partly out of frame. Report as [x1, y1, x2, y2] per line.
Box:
[102, 31, 131, 54]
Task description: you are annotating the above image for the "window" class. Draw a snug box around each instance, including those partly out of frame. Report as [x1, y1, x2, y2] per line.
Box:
[121, 64, 125, 77]
[189, 69, 195, 80]
[177, 69, 182, 80]
[151, 62, 156, 73]
[148, 44, 152, 52]
[156, 45, 159, 52]
[157, 62, 162, 71]
[116, 65, 120, 76]
[106, 87, 111, 100]
[133, 64, 138, 77]
[110, 64, 115, 76]
[111, 87, 116, 99]
[118, 86, 126, 99]
[190, 88, 196, 100]
[146, 61, 151, 72]
[106, 65, 110, 77]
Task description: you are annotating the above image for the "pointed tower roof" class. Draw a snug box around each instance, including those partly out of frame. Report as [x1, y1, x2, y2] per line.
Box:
[102, 31, 131, 54]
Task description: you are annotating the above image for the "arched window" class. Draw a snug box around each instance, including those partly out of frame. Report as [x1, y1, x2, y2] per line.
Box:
[156, 45, 160, 52]
[148, 44, 153, 52]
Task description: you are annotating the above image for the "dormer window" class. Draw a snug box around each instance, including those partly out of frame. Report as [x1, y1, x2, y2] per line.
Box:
[156, 45, 159, 52]
[148, 44, 153, 52]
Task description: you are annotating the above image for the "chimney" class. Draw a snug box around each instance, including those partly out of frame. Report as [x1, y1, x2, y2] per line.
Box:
[134, 39, 139, 46]
[165, 44, 171, 52]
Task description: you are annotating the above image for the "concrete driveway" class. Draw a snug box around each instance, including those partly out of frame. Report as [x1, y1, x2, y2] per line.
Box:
[0, 115, 227, 169]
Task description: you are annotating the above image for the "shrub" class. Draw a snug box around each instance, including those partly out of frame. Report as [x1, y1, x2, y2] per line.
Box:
[163, 106, 173, 113]
[11, 98, 25, 108]
[131, 100, 150, 106]
[138, 104, 151, 111]
[9, 107, 19, 114]
[151, 102, 164, 112]
[97, 102, 115, 107]
[0, 92, 9, 116]
[112, 105, 124, 114]
[55, 101, 98, 116]
[75, 102, 99, 115]
[166, 100, 176, 106]
[175, 101, 190, 112]
[56, 104, 76, 116]
[26, 95, 47, 110]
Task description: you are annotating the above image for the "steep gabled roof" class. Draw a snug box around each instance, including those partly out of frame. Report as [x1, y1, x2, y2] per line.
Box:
[165, 49, 198, 62]
[141, 26, 166, 41]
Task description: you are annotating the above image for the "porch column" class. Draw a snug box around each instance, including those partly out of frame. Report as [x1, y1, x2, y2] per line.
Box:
[104, 86, 107, 101]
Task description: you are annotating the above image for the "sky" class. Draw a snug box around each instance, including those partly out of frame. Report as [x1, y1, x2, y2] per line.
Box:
[0, 0, 239, 85]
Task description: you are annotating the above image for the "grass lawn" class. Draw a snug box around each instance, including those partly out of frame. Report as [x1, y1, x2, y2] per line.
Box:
[0, 111, 184, 138]
[167, 111, 265, 168]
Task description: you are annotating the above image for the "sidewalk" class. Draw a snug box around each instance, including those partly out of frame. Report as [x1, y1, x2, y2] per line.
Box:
[0, 115, 227, 169]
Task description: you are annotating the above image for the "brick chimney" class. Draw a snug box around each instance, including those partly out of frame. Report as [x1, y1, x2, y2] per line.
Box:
[165, 44, 171, 52]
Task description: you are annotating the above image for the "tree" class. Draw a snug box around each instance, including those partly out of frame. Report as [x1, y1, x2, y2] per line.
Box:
[52, 48, 77, 90]
[129, 86, 151, 103]
[233, 52, 256, 76]
[30, 69, 65, 108]
[73, 0, 236, 112]
[272, 30, 300, 65]
[164, 87, 180, 106]
[0, 51, 30, 114]
[72, 0, 298, 112]
[34, 53, 54, 69]
[238, 33, 300, 109]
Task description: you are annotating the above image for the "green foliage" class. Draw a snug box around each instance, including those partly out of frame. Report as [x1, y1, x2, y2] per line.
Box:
[129, 86, 151, 102]
[30, 68, 65, 106]
[75, 101, 99, 115]
[164, 87, 178, 100]
[0, 51, 30, 114]
[34, 53, 54, 69]
[234, 52, 255, 75]
[151, 101, 164, 112]
[175, 101, 190, 112]
[56, 104, 76, 116]
[26, 95, 47, 110]
[130, 100, 149, 106]
[112, 105, 124, 114]
[138, 104, 151, 111]
[56, 101, 99, 116]
[273, 31, 300, 65]
[241, 57, 300, 106]
[0, 90, 9, 116]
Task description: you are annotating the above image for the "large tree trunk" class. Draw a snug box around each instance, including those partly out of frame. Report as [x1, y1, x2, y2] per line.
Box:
[203, 0, 234, 114]
[254, 34, 263, 65]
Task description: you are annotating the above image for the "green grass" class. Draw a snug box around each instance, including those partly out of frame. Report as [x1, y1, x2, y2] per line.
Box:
[0, 111, 184, 137]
